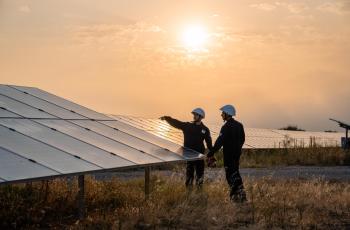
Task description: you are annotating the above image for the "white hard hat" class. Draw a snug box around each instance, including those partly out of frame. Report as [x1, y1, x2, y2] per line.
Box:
[220, 104, 236, 116]
[192, 108, 205, 118]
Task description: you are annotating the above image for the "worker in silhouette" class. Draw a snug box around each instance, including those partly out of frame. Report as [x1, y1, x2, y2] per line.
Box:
[161, 108, 212, 189]
[207, 105, 247, 203]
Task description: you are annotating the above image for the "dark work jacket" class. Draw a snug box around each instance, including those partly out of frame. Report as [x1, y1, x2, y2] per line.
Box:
[208, 118, 245, 167]
[163, 117, 212, 154]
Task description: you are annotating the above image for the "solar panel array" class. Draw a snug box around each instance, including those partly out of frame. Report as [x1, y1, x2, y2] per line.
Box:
[0, 85, 203, 184]
[110, 115, 343, 149]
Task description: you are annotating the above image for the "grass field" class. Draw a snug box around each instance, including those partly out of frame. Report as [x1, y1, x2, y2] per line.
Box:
[1, 172, 349, 229]
[1, 148, 349, 229]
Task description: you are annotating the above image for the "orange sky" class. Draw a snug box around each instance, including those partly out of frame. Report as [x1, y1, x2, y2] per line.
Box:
[0, 0, 349, 131]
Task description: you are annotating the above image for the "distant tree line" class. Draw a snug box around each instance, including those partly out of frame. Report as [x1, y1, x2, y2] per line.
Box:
[279, 125, 305, 131]
[279, 125, 338, 133]
[324, 130, 338, 133]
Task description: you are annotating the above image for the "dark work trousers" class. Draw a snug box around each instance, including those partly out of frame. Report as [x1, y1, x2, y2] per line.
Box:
[185, 160, 205, 188]
[224, 160, 247, 202]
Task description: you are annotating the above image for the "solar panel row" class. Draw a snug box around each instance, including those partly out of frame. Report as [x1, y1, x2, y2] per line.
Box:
[111, 115, 342, 149]
[0, 85, 203, 184]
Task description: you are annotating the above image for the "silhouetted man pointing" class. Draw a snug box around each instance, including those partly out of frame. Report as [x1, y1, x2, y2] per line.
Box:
[161, 108, 212, 189]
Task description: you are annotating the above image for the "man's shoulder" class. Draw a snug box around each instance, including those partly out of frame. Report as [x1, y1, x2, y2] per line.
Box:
[220, 122, 229, 131]
[235, 119, 244, 127]
[228, 119, 244, 128]
[200, 123, 210, 130]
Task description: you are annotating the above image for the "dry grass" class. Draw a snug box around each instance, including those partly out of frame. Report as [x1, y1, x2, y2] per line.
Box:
[1, 172, 349, 229]
[212, 147, 350, 168]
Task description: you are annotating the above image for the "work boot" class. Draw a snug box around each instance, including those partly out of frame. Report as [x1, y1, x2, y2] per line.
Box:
[231, 190, 247, 203]
[195, 177, 204, 191]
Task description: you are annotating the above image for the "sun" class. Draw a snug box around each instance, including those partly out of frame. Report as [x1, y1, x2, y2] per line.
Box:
[181, 24, 209, 51]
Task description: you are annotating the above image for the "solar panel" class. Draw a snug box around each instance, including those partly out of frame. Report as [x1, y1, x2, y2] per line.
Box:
[101, 120, 199, 157]
[0, 147, 58, 182]
[0, 85, 204, 184]
[0, 125, 100, 173]
[0, 108, 21, 118]
[111, 115, 200, 145]
[71, 120, 184, 161]
[10, 85, 108, 120]
[0, 118, 136, 168]
[36, 119, 169, 164]
[0, 94, 55, 119]
[0, 85, 83, 119]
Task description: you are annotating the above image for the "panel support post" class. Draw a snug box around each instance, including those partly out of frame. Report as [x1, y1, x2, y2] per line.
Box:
[78, 175, 85, 220]
[145, 166, 151, 200]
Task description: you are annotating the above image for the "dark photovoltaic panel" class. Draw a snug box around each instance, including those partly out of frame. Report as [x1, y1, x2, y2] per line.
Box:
[0, 147, 58, 182]
[110, 115, 343, 149]
[0, 109, 21, 118]
[0, 85, 203, 184]
[0, 119, 136, 168]
[70, 120, 184, 161]
[0, 94, 55, 119]
[10, 85, 108, 120]
[35, 119, 163, 164]
[0, 85, 84, 119]
[0, 125, 100, 173]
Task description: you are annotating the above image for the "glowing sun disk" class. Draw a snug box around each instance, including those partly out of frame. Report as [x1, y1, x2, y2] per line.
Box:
[182, 25, 209, 50]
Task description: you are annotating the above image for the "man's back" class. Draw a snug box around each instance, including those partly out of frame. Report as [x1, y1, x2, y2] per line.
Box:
[218, 118, 245, 166]
[221, 118, 245, 152]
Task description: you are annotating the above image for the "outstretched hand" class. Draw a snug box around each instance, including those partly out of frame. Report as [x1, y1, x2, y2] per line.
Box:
[160, 116, 170, 121]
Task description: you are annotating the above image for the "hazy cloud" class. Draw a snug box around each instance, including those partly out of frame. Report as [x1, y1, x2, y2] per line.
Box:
[70, 21, 236, 72]
[250, 3, 277, 11]
[343, 0, 350, 10]
[283, 3, 308, 14]
[72, 22, 164, 48]
[317, 1, 350, 15]
[250, 2, 308, 14]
